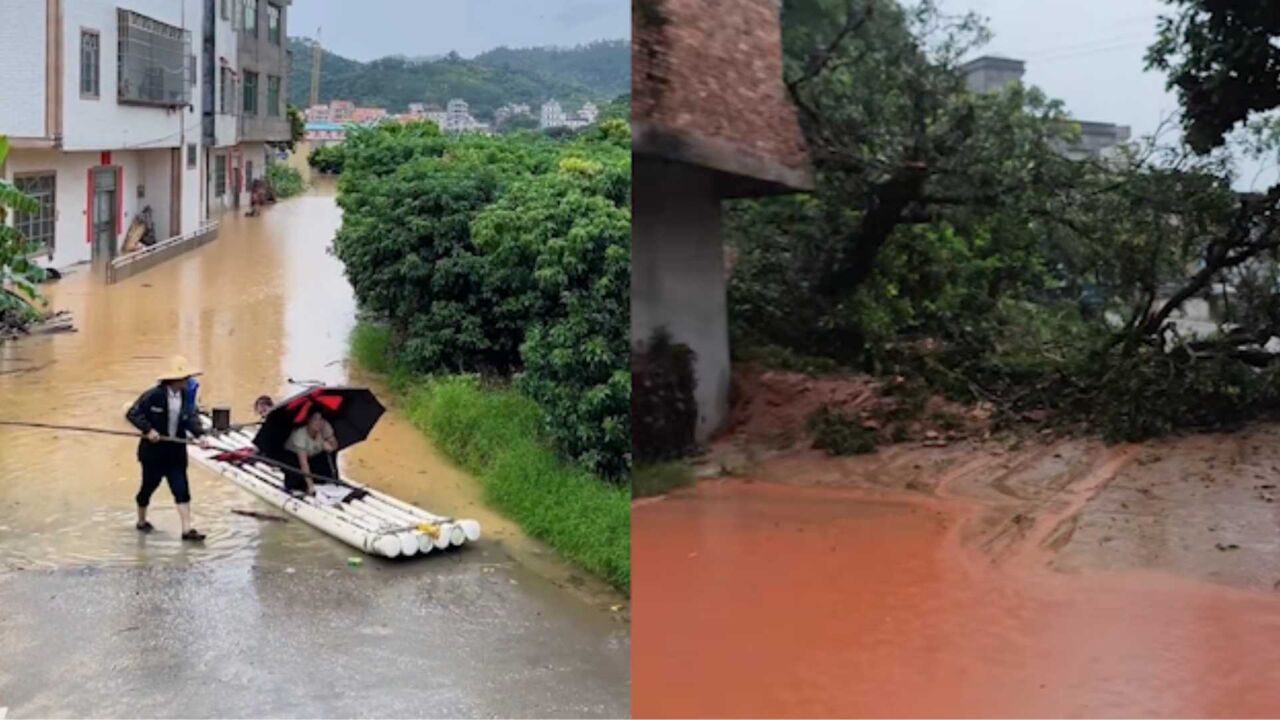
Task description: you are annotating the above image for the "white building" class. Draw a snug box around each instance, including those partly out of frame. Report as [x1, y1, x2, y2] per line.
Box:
[445, 99, 470, 133]
[1, 0, 206, 270]
[0, 0, 291, 271]
[578, 102, 599, 124]
[540, 100, 566, 129]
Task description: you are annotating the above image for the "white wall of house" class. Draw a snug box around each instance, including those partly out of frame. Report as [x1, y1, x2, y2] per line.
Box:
[60, 0, 205, 152]
[0, 3, 47, 139]
[3, 149, 91, 268]
[212, 5, 239, 147]
[632, 157, 732, 442]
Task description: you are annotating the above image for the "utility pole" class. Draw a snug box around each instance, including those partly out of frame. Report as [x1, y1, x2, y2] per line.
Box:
[309, 27, 322, 108]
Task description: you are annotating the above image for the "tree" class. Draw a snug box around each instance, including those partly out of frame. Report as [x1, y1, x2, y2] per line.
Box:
[1146, 1, 1280, 154]
[780, 0, 1082, 300]
[1, 136, 46, 330]
[287, 104, 305, 151]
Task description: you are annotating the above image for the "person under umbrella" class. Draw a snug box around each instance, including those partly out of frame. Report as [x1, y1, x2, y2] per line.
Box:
[283, 409, 340, 495]
[252, 386, 385, 496]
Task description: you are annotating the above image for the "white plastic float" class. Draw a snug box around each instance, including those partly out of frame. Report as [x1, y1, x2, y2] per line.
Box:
[188, 417, 480, 559]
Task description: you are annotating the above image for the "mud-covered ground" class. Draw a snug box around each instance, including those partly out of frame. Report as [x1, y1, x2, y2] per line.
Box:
[712, 425, 1280, 592]
[634, 383, 1280, 716]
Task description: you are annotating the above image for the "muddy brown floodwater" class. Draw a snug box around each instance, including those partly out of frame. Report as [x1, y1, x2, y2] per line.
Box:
[0, 184, 628, 718]
[633, 442, 1280, 718]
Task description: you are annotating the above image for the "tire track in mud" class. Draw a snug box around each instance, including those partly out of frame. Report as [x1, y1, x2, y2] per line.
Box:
[962, 443, 1139, 570]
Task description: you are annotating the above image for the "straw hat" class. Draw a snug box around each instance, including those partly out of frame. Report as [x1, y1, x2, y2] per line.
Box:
[158, 355, 202, 382]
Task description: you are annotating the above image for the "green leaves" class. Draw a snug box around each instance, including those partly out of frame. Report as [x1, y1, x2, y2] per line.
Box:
[1, 135, 47, 325]
[331, 120, 631, 480]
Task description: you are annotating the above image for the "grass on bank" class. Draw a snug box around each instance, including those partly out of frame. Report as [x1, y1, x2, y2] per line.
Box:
[351, 323, 631, 593]
[632, 462, 695, 498]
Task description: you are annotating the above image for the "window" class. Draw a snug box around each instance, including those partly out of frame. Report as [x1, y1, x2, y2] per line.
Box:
[80, 30, 99, 98]
[117, 10, 191, 106]
[243, 0, 258, 37]
[188, 54, 197, 87]
[214, 155, 227, 197]
[13, 174, 56, 254]
[267, 76, 280, 116]
[220, 0, 230, 20]
[219, 67, 235, 114]
[267, 3, 281, 45]
[242, 71, 258, 115]
[187, 143, 197, 169]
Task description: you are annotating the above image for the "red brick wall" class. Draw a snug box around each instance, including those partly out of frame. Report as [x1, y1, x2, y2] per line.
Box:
[633, 0, 810, 178]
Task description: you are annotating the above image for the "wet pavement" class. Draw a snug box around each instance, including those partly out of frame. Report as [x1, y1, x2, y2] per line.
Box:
[0, 186, 629, 718]
[632, 479, 1280, 717]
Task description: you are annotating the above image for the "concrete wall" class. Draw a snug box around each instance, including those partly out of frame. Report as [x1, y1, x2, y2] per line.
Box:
[0, 3, 47, 138]
[236, 0, 290, 143]
[632, 156, 731, 442]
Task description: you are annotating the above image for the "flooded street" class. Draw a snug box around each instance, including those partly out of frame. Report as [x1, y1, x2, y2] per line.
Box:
[0, 186, 629, 718]
[633, 451, 1280, 717]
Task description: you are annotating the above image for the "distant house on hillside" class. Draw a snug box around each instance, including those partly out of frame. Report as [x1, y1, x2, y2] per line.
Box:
[540, 100, 566, 129]
[632, 0, 814, 442]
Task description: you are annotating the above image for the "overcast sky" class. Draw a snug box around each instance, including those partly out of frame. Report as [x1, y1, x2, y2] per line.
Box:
[287, 0, 628, 60]
[951, 0, 1277, 190]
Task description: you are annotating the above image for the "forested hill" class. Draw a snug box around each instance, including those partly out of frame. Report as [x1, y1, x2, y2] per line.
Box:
[287, 38, 629, 119]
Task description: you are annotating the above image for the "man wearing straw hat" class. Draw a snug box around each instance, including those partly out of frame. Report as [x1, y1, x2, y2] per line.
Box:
[125, 355, 211, 541]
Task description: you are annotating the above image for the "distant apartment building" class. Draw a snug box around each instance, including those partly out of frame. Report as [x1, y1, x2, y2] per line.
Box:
[351, 107, 388, 124]
[328, 100, 354, 123]
[305, 103, 331, 122]
[304, 122, 346, 147]
[579, 101, 599, 124]
[210, 0, 293, 216]
[0, 0, 210, 270]
[960, 55, 1132, 160]
[540, 100, 566, 129]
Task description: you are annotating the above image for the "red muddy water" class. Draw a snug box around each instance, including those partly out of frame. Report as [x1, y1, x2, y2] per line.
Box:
[632, 479, 1280, 718]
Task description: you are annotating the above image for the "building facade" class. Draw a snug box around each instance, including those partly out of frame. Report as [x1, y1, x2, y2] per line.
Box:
[632, 0, 814, 441]
[1, 0, 208, 269]
[540, 100, 566, 129]
[0, 0, 290, 271]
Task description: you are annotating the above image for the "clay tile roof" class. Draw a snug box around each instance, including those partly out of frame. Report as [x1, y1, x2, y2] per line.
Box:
[632, 0, 814, 196]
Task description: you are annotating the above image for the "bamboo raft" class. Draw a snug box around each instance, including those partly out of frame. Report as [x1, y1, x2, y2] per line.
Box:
[190, 416, 480, 558]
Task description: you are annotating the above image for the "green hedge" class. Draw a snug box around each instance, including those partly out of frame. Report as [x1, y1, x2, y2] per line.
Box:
[332, 120, 631, 480]
[352, 324, 630, 593]
[266, 164, 305, 198]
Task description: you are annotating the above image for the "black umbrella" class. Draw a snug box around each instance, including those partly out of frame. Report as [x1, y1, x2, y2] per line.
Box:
[252, 386, 385, 454]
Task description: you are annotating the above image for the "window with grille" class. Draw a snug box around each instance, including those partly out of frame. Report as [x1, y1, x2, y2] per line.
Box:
[268, 4, 281, 44]
[13, 174, 56, 254]
[267, 76, 280, 116]
[215, 156, 227, 197]
[117, 10, 191, 106]
[80, 30, 99, 98]
[243, 71, 258, 115]
[243, 0, 258, 37]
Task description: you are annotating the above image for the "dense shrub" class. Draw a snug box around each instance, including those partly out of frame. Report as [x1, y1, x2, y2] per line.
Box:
[332, 119, 632, 480]
[266, 164, 305, 198]
[631, 329, 698, 464]
[307, 143, 347, 174]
